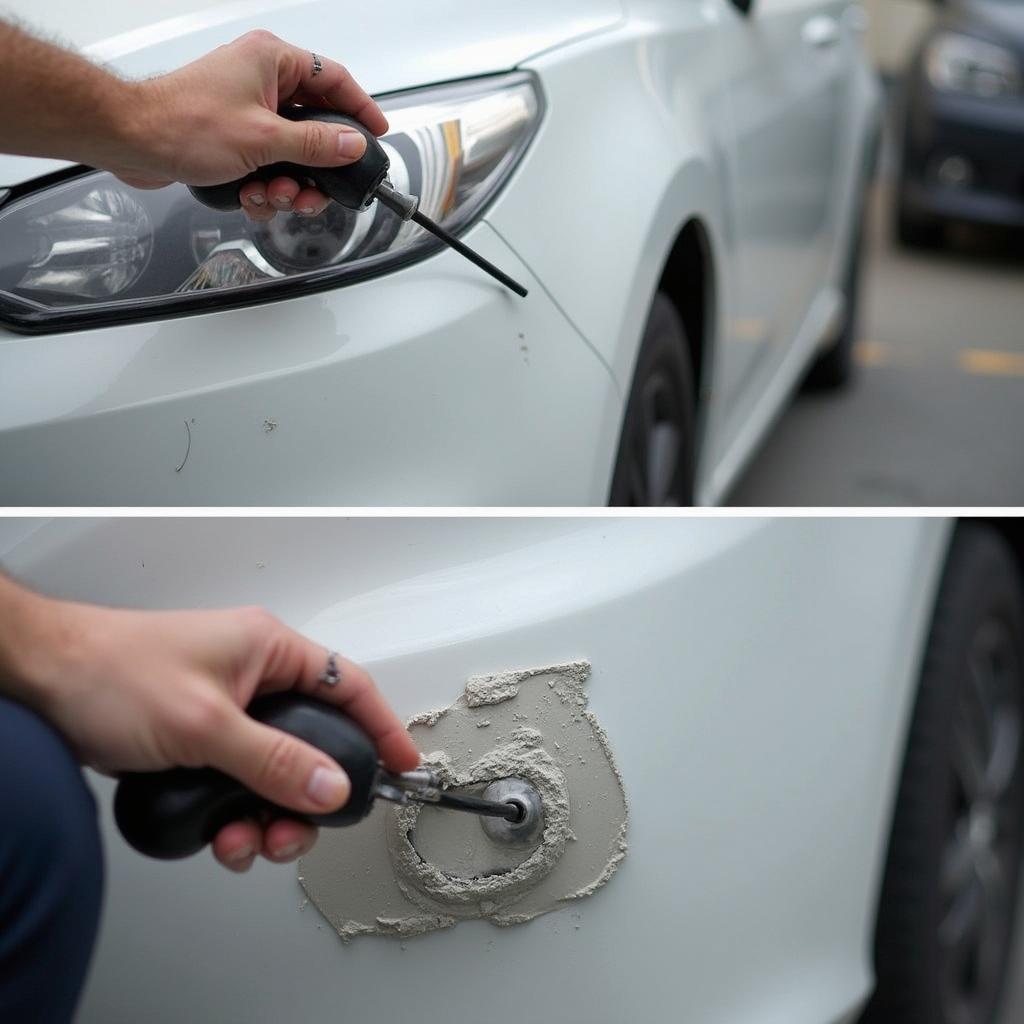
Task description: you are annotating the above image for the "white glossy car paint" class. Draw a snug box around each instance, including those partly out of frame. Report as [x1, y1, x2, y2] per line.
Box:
[0, 1, 879, 504]
[0, 228, 620, 505]
[0, 517, 951, 1023]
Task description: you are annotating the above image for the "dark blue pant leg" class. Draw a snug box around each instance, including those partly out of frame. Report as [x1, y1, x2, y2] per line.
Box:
[0, 696, 104, 1024]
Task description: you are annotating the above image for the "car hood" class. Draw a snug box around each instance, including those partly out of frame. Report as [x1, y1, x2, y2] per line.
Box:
[0, 0, 622, 187]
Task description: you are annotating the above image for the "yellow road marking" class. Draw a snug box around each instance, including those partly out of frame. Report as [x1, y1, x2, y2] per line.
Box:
[854, 339, 891, 367]
[958, 349, 1024, 378]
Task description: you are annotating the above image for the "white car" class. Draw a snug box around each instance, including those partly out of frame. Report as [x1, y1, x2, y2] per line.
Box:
[1, 516, 1021, 1023]
[0, 0, 880, 506]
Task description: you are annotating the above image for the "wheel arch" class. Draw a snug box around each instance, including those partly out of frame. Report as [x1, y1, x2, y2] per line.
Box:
[604, 212, 718, 505]
[656, 216, 716, 424]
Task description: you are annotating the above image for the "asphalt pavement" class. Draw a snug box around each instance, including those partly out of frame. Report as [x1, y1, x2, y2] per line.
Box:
[728, 181, 1024, 507]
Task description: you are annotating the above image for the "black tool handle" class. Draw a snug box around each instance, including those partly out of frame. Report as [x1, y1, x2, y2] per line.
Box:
[113, 694, 379, 860]
[188, 108, 390, 213]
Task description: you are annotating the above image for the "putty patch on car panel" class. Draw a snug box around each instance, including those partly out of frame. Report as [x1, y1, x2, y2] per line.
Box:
[298, 661, 628, 940]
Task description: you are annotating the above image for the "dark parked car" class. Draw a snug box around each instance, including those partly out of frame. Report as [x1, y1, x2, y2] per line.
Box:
[897, 0, 1024, 246]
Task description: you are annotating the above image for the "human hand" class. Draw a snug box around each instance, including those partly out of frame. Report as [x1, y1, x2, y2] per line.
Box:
[112, 30, 388, 222]
[25, 600, 418, 872]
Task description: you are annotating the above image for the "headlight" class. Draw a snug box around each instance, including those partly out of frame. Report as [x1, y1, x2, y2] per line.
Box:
[0, 72, 541, 333]
[926, 32, 1022, 99]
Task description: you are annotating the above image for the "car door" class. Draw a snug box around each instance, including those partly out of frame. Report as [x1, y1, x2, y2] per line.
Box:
[709, 0, 849, 464]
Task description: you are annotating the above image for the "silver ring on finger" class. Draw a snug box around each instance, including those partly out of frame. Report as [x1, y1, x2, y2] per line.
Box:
[318, 650, 341, 687]
[311, 52, 323, 77]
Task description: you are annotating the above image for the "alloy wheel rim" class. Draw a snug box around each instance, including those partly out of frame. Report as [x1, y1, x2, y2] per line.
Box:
[939, 616, 1023, 1024]
[623, 368, 686, 507]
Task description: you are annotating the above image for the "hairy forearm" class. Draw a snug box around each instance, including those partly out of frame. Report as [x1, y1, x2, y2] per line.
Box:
[0, 23, 384, 204]
[0, 19, 141, 168]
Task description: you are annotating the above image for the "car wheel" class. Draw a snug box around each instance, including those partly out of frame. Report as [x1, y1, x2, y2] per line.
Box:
[609, 292, 696, 506]
[804, 192, 868, 391]
[864, 524, 1024, 1024]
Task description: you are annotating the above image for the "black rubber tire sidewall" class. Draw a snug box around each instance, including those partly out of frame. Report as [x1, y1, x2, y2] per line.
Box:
[864, 524, 1024, 1024]
[609, 292, 696, 507]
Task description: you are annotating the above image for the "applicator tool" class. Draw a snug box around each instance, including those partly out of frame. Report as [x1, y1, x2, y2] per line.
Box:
[189, 107, 528, 298]
[114, 694, 526, 860]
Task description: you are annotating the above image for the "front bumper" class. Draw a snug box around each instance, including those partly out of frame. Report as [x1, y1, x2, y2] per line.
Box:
[0, 223, 619, 505]
[900, 84, 1024, 228]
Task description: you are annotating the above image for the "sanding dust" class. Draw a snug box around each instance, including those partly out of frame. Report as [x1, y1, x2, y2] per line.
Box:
[298, 661, 628, 940]
[406, 707, 447, 728]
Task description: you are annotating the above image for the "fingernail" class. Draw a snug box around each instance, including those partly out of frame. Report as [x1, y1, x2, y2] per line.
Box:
[273, 196, 292, 208]
[298, 205, 315, 215]
[246, 194, 265, 206]
[271, 841, 303, 860]
[307, 765, 350, 808]
[337, 130, 366, 159]
[225, 843, 256, 871]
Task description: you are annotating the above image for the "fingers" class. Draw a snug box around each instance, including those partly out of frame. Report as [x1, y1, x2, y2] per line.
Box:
[256, 623, 420, 773]
[208, 710, 352, 816]
[212, 818, 317, 872]
[292, 187, 329, 217]
[212, 819, 262, 872]
[270, 116, 367, 169]
[316, 656, 421, 771]
[262, 818, 317, 861]
[239, 180, 274, 221]
[239, 179, 329, 221]
[283, 47, 388, 136]
[266, 175, 299, 211]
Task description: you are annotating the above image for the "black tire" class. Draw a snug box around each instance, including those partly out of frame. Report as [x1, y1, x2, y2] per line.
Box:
[863, 524, 1024, 1024]
[609, 292, 696, 506]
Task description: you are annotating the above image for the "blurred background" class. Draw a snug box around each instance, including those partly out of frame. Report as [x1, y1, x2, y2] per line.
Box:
[831, 13, 1024, 1016]
[732, 0, 1024, 507]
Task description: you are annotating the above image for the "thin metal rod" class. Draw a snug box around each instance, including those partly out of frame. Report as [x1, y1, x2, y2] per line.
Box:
[410, 209, 529, 298]
[430, 791, 522, 822]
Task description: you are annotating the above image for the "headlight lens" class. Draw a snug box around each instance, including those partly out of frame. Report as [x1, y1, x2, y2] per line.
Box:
[0, 72, 541, 332]
[926, 32, 1022, 99]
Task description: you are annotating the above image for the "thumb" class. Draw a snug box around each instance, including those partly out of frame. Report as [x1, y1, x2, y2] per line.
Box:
[209, 710, 351, 815]
[271, 116, 367, 168]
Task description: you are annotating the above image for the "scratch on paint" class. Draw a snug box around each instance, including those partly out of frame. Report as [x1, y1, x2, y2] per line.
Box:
[175, 419, 192, 473]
